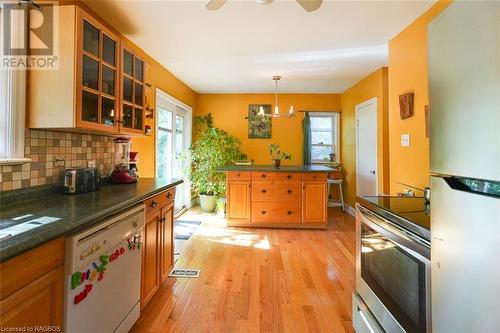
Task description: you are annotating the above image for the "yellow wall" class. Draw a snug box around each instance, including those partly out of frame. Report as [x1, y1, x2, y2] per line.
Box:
[388, 0, 452, 193]
[340, 67, 389, 206]
[195, 94, 341, 165]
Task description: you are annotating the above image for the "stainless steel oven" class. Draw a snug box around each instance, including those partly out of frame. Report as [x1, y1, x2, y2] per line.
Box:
[354, 204, 431, 333]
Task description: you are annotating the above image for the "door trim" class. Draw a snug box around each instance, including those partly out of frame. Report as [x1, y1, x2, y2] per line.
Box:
[355, 97, 378, 196]
[155, 88, 193, 210]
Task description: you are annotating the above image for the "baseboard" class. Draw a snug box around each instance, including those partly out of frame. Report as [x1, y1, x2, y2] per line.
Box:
[345, 204, 356, 217]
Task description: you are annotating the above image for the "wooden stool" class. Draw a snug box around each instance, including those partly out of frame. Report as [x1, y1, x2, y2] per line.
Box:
[327, 178, 345, 212]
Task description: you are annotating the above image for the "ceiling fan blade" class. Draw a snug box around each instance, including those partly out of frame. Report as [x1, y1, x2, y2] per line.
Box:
[296, 0, 322, 12]
[206, 0, 228, 11]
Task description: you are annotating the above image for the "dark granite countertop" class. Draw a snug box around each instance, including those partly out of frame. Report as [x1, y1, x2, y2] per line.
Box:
[0, 178, 182, 263]
[357, 195, 430, 242]
[220, 165, 334, 172]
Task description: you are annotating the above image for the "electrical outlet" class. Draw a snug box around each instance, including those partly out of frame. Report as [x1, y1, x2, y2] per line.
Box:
[401, 134, 410, 147]
[53, 156, 65, 166]
[88, 160, 96, 168]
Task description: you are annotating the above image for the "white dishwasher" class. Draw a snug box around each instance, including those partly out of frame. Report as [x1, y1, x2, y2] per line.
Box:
[64, 204, 145, 333]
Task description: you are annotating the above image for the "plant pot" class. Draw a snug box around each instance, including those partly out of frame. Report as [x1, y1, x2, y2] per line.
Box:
[199, 194, 217, 212]
[272, 159, 281, 168]
[216, 197, 226, 216]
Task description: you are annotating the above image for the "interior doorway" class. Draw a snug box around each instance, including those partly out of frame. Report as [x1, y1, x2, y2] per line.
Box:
[155, 88, 192, 214]
[356, 97, 378, 196]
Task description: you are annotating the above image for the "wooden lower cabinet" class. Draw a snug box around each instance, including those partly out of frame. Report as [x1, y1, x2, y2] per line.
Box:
[226, 181, 251, 222]
[0, 238, 64, 331]
[0, 267, 64, 329]
[226, 171, 328, 228]
[302, 180, 328, 224]
[160, 202, 174, 283]
[140, 189, 176, 309]
[141, 210, 160, 309]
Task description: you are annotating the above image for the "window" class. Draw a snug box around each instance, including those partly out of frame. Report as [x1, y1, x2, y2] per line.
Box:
[310, 112, 339, 163]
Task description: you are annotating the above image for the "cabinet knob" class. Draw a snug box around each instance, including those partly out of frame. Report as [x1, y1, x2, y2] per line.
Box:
[261, 210, 266, 215]
[261, 174, 266, 178]
[150, 200, 157, 208]
[287, 175, 292, 179]
[261, 189, 267, 194]
[159, 217, 166, 223]
[287, 211, 292, 215]
[287, 189, 292, 194]
[167, 192, 172, 199]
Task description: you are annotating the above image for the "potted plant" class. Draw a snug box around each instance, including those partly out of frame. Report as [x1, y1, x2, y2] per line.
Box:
[269, 143, 292, 168]
[184, 113, 243, 212]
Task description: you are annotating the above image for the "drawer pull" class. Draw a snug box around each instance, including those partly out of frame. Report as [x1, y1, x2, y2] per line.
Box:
[150, 200, 157, 208]
[167, 192, 172, 199]
[287, 211, 292, 215]
[261, 210, 266, 215]
[261, 189, 267, 194]
[287, 175, 292, 179]
[261, 174, 266, 178]
[287, 189, 292, 194]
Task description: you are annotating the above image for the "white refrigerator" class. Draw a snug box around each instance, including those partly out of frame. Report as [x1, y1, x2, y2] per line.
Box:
[428, 2, 500, 332]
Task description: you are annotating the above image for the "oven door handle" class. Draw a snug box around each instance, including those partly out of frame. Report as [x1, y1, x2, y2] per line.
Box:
[358, 205, 431, 262]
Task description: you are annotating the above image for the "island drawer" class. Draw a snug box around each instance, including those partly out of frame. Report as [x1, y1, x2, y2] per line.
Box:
[251, 172, 301, 181]
[227, 171, 251, 181]
[302, 173, 328, 181]
[252, 181, 301, 202]
[251, 202, 302, 223]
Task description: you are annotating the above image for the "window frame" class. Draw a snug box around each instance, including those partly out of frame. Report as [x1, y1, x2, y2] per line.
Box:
[309, 112, 340, 164]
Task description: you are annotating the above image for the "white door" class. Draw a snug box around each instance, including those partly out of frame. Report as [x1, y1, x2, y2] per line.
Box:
[156, 89, 192, 213]
[356, 97, 378, 196]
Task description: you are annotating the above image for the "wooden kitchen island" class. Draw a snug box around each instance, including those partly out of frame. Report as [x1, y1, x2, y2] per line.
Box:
[221, 165, 332, 229]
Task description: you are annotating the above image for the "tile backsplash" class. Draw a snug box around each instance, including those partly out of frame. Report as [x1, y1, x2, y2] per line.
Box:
[0, 130, 115, 192]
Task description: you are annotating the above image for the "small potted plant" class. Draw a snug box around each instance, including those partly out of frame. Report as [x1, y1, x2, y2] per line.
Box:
[269, 143, 292, 168]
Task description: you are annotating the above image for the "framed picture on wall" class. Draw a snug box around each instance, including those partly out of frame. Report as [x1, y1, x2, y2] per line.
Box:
[247, 104, 272, 139]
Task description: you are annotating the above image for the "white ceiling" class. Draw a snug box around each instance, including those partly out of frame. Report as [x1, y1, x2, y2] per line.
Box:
[83, 0, 435, 93]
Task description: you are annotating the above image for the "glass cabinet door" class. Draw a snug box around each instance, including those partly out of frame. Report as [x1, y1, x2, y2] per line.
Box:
[120, 47, 145, 133]
[78, 13, 118, 132]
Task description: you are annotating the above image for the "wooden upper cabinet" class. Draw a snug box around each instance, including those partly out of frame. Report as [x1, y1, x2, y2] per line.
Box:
[120, 47, 146, 134]
[302, 181, 327, 224]
[76, 9, 120, 133]
[28, 5, 145, 136]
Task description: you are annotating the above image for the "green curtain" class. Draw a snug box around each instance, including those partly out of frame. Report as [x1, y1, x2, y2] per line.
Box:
[302, 112, 311, 165]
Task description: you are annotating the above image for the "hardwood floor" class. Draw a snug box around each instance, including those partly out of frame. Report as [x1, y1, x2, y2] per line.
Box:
[131, 207, 356, 333]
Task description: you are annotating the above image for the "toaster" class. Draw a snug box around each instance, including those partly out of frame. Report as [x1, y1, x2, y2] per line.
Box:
[63, 167, 100, 194]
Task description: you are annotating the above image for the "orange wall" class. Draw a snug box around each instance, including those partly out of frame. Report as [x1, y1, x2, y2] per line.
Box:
[340, 67, 389, 206]
[388, 0, 452, 193]
[195, 94, 341, 165]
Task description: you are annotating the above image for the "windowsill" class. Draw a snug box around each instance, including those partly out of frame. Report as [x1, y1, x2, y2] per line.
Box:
[0, 158, 32, 166]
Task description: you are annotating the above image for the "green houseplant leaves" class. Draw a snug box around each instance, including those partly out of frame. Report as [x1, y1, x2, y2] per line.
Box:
[184, 113, 243, 196]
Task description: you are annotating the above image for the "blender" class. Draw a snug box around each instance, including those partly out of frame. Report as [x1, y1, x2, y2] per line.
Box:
[110, 137, 137, 183]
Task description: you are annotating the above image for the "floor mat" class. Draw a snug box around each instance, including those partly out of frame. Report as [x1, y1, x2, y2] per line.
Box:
[169, 268, 201, 278]
[174, 220, 202, 240]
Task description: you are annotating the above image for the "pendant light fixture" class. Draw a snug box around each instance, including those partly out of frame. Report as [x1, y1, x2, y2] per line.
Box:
[272, 76, 295, 118]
